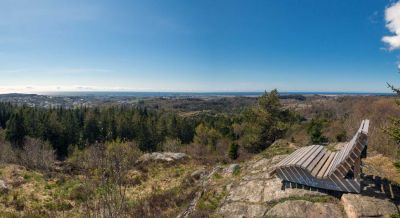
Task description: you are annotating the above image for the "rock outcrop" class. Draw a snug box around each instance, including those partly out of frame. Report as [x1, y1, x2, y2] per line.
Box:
[137, 152, 189, 164]
[217, 155, 329, 218]
[225, 164, 240, 175]
[266, 200, 344, 218]
[0, 180, 8, 194]
[179, 141, 400, 218]
[341, 194, 398, 218]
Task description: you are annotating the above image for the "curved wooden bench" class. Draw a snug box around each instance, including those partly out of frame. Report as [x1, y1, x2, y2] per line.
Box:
[270, 120, 369, 193]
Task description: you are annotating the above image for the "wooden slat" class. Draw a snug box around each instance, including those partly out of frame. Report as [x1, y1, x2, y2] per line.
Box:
[358, 120, 365, 133]
[338, 136, 357, 164]
[283, 167, 297, 182]
[329, 174, 352, 192]
[330, 120, 368, 177]
[291, 145, 317, 165]
[317, 152, 335, 178]
[280, 146, 310, 166]
[300, 146, 324, 168]
[283, 168, 297, 182]
[323, 153, 339, 177]
[289, 166, 305, 182]
[276, 146, 308, 167]
[333, 164, 348, 178]
[311, 151, 331, 177]
[363, 120, 370, 134]
[330, 142, 348, 171]
[275, 149, 302, 167]
[295, 145, 320, 166]
[277, 168, 290, 181]
[287, 145, 315, 166]
[306, 148, 326, 172]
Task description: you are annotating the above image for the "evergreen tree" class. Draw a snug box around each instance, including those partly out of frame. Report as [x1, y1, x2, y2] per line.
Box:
[5, 111, 26, 148]
[239, 89, 289, 152]
[385, 84, 400, 144]
[193, 123, 222, 151]
[307, 119, 327, 144]
[228, 143, 239, 160]
[83, 112, 101, 145]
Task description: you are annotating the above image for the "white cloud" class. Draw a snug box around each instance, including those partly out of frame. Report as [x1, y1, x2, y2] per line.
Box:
[383, 1, 400, 50]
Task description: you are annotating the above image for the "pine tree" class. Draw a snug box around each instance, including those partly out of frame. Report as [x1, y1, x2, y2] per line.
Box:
[228, 143, 239, 160]
[5, 111, 26, 148]
[307, 119, 327, 144]
[385, 83, 400, 144]
[83, 112, 101, 145]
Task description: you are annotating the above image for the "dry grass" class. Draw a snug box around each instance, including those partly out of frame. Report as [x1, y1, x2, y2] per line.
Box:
[363, 154, 400, 184]
[128, 162, 202, 201]
[287, 96, 400, 159]
[0, 160, 208, 217]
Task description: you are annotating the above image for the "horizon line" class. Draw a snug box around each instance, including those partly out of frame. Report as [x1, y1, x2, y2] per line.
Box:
[0, 90, 394, 95]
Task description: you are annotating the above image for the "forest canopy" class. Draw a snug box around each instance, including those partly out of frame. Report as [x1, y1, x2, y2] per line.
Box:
[0, 90, 298, 159]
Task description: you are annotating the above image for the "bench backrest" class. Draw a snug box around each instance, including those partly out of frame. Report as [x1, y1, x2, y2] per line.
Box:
[328, 120, 369, 178]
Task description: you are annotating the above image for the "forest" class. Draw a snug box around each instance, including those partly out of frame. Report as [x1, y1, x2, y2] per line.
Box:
[1, 90, 400, 217]
[0, 90, 301, 161]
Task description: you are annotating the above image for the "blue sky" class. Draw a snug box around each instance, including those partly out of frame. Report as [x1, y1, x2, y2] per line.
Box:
[1, 0, 400, 93]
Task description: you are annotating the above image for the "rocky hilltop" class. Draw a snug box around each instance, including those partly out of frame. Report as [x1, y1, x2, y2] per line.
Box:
[177, 141, 400, 217]
[0, 140, 399, 217]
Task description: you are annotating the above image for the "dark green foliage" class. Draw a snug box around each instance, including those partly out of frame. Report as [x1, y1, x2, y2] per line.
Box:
[336, 130, 347, 142]
[385, 83, 400, 145]
[5, 111, 26, 148]
[0, 103, 200, 159]
[0, 89, 296, 159]
[394, 160, 400, 172]
[228, 143, 239, 160]
[307, 119, 328, 144]
[237, 89, 295, 153]
[83, 112, 101, 144]
[193, 123, 222, 151]
[385, 116, 400, 144]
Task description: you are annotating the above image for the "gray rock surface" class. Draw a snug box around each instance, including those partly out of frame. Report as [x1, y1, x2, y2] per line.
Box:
[219, 202, 268, 218]
[180, 148, 400, 218]
[226, 180, 265, 203]
[225, 164, 240, 174]
[265, 200, 344, 218]
[263, 178, 325, 202]
[341, 194, 399, 218]
[137, 152, 189, 164]
[191, 169, 207, 180]
[219, 154, 327, 218]
[0, 180, 8, 194]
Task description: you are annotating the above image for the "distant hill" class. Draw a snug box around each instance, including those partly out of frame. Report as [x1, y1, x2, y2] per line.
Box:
[0, 93, 38, 97]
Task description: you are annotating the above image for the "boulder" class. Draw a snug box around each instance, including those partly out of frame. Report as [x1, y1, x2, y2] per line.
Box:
[226, 180, 265, 203]
[191, 169, 207, 180]
[341, 194, 398, 218]
[137, 152, 189, 164]
[265, 200, 344, 218]
[225, 164, 240, 175]
[0, 180, 9, 194]
[263, 178, 325, 202]
[219, 201, 268, 218]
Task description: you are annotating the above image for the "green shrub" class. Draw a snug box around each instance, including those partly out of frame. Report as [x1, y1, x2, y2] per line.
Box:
[336, 130, 347, 142]
[228, 143, 239, 160]
[69, 184, 93, 202]
[307, 119, 328, 144]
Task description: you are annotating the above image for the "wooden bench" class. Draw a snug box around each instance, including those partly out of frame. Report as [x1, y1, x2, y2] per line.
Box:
[270, 119, 369, 193]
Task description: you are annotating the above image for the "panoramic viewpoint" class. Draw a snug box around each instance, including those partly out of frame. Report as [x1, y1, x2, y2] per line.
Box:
[2, 0, 400, 217]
